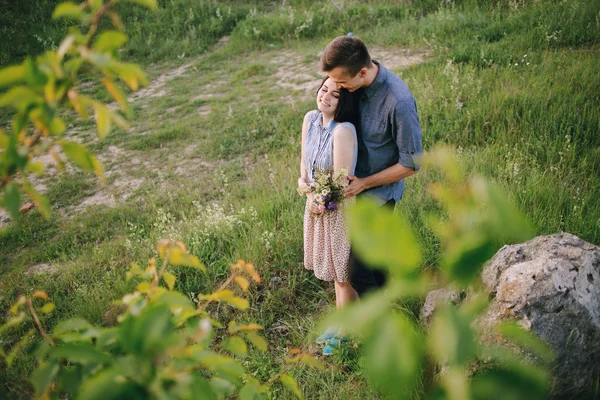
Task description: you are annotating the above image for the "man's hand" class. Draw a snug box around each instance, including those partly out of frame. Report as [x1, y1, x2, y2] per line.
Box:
[344, 175, 368, 197]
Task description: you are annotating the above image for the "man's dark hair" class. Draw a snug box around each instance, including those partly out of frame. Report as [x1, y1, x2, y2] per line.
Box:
[316, 77, 360, 126]
[320, 35, 371, 76]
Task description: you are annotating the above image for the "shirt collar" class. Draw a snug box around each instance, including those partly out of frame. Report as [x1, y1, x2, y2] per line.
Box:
[311, 112, 337, 131]
[362, 60, 386, 100]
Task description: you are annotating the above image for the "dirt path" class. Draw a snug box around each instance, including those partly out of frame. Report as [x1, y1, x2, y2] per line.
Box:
[0, 41, 429, 227]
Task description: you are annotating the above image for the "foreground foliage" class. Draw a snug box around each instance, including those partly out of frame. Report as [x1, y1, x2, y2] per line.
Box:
[321, 148, 556, 399]
[0, 0, 151, 220]
[2, 241, 319, 399]
[1, 0, 599, 398]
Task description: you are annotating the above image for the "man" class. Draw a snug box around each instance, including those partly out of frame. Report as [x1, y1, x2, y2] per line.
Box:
[320, 35, 423, 296]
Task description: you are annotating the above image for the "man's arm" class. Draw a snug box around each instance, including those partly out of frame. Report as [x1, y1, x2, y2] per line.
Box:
[345, 163, 416, 197]
[345, 97, 422, 197]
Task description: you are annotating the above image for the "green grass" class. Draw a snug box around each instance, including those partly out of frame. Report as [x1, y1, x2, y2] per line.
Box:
[1, 0, 600, 398]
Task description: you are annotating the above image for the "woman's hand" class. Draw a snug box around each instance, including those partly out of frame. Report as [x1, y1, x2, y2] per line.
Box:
[310, 200, 324, 215]
[310, 202, 324, 214]
[298, 178, 310, 195]
[307, 194, 324, 214]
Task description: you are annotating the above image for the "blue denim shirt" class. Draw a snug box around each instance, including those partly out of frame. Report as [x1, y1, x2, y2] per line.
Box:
[356, 61, 423, 204]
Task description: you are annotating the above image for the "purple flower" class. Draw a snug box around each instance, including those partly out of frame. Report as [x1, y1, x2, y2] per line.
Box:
[325, 201, 336, 211]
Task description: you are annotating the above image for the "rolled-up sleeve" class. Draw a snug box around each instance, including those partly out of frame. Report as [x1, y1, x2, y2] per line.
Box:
[394, 99, 423, 171]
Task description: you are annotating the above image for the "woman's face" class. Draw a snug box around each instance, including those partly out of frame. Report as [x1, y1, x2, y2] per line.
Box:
[316, 78, 340, 115]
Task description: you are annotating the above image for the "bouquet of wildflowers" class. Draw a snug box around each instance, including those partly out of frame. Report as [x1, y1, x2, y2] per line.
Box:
[298, 167, 348, 213]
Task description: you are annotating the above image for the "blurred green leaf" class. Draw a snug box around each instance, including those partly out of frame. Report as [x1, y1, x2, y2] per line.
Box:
[119, 304, 174, 355]
[89, 0, 103, 11]
[49, 117, 66, 135]
[23, 58, 48, 87]
[51, 344, 111, 365]
[222, 336, 247, 357]
[41, 303, 55, 314]
[428, 305, 477, 366]
[162, 271, 176, 291]
[280, 374, 303, 400]
[22, 179, 51, 218]
[55, 366, 82, 397]
[102, 79, 131, 116]
[92, 102, 111, 139]
[423, 147, 464, 184]
[31, 360, 60, 396]
[57, 34, 76, 59]
[53, 318, 92, 338]
[245, 332, 267, 351]
[472, 365, 549, 400]
[348, 197, 422, 277]
[52, 2, 83, 20]
[210, 377, 235, 397]
[298, 354, 324, 370]
[168, 247, 206, 270]
[443, 232, 497, 286]
[60, 140, 96, 172]
[0, 86, 43, 112]
[151, 291, 195, 315]
[0, 64, 25, 88]
[3, 181, 21, 219]
[362, 313, 424, 398]
[179, 374, 218, 400]
[239, 382, 260, 400]
[124, 0, 157, 11]
[76, 369, 145, 400]
[201, 353, 245, 383]
[0, 312, 26, 335]
[64, 58, 84, 78]
[471, 177, 535, 243]
[94, 31, 128, 52]
[96, 327, 119, 350]
[107, 61, 147, 91]
[496, 321, 555, 364]
[318, 289, 390, 338]
[199, 290, 249, 310]
[26, 160, 44, 175]
[110, 110, 129, 131]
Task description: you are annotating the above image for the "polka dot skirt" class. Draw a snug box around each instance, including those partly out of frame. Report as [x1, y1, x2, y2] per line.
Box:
[303, 198, 354, 282]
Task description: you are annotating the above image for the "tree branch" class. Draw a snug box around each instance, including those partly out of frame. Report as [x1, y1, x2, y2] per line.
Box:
[26, 298, 56, 347]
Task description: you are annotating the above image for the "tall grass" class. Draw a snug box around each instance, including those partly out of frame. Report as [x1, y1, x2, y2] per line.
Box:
[1, 0, 600, 398]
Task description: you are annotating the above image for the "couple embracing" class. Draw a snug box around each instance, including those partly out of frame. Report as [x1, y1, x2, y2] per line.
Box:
[297, 36, 423, 355]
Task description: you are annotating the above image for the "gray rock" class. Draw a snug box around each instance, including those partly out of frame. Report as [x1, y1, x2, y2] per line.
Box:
[478, 233, 600, 396]
[420, 287, 462, 329]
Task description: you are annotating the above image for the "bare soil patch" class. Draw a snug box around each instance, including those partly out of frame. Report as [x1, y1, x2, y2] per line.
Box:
[269, 47, 430, 101]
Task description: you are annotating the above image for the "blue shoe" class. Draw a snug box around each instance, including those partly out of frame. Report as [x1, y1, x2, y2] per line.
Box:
[315, 327, 338, 345]
[328, 335, 349, 346]
[322, 343, 335, 356]
[322, 335, 349, 356]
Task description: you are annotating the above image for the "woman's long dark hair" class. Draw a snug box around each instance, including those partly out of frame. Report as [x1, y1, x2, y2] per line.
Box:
[316, 77, 360, 126]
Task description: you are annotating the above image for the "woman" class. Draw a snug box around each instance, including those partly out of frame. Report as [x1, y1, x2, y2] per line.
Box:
[298, 77, 359, 355]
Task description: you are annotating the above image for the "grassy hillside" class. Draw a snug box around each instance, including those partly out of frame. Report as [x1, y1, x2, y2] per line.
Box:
[1, 0, 599, 398]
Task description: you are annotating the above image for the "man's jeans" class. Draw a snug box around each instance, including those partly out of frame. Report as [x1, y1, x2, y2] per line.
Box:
[349, 198, 396, 296]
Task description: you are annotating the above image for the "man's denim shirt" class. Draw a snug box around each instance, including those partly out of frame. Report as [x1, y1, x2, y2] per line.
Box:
[356, 61, 423, 204]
